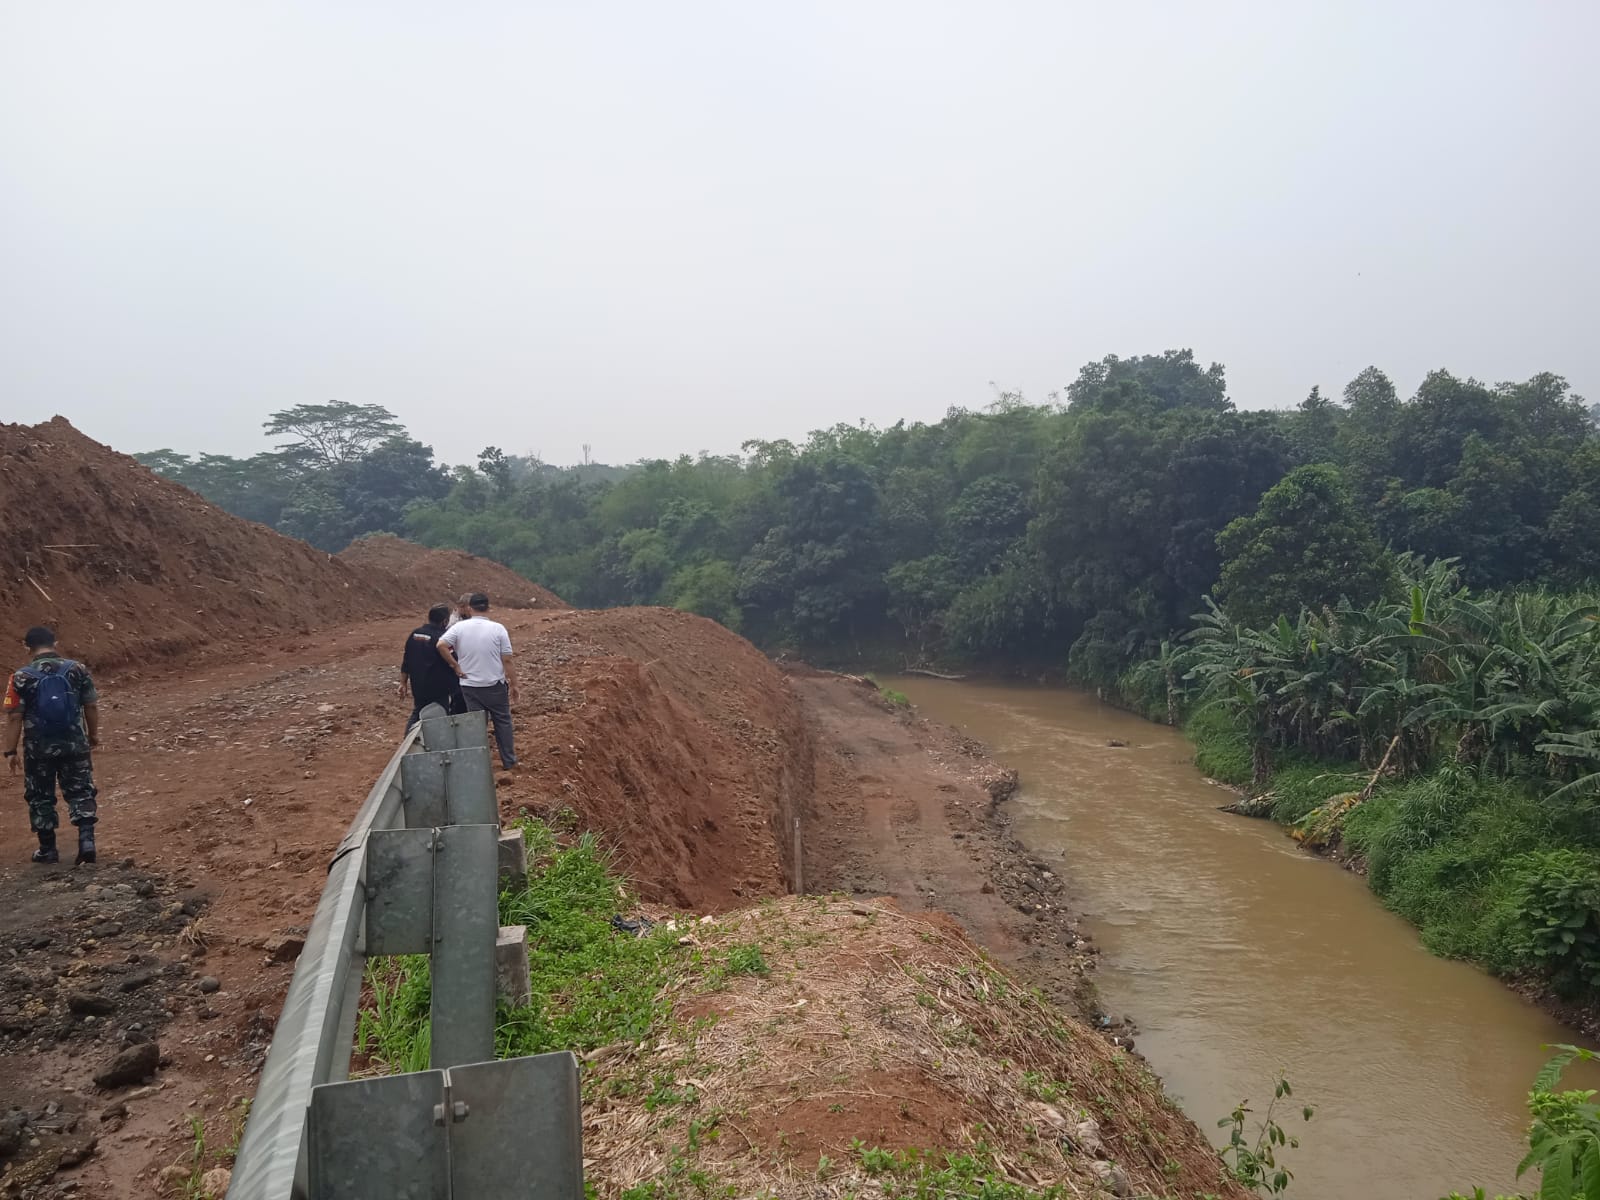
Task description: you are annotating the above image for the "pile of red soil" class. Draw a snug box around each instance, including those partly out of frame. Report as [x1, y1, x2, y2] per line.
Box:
[500, 606, 812, 908]
[0, 418, 559, 673]
[339, 535, 566, 610]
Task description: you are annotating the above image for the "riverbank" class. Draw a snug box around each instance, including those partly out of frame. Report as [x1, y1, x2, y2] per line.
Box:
[1184, 707, 1600, 1042]
[787, 666, 1129, 1035]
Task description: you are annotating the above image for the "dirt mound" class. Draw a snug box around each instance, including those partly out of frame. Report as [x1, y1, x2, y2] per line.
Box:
[0, 419, 557, 673]
[0, 418, 401, 672]
[587, 897, 1249, 1199]
[493, 607, 811, 909]
[338, 534, 566, 610]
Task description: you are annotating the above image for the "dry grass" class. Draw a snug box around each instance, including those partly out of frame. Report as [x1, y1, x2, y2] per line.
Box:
[582, 896, 1247, 1200]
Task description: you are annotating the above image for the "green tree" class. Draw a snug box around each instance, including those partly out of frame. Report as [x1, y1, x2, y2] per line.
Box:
[884, 555, 960, 658]
[477, 446, 513, 495]
[666, 560, 743, 630]
[1215, 465, 1392, 626]
[1291, 385, 1342, 464]
[263, 401, 405, 467]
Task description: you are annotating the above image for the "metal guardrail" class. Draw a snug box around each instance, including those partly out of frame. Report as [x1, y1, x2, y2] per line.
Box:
[230, 707, 584, 1199]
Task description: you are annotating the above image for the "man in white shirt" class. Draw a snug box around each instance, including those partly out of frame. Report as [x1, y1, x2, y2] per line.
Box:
[437, 592, 520, 769]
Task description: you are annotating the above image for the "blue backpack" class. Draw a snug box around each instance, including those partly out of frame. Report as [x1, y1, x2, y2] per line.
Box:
[21, 662, 82, 739]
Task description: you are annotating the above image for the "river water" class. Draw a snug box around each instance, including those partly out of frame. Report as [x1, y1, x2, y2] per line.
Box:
[886, 676, 1595, 1200]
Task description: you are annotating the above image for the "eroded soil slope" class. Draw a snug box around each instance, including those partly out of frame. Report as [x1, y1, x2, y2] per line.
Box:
[0, 419, 557, 672]
[338, 535, 567, 609]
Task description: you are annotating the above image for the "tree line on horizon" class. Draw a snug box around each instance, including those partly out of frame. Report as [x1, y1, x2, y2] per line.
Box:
[139, 350, 1599, 686]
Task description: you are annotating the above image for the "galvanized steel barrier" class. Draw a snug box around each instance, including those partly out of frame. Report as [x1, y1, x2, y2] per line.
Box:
[229, 706, 584, 1199]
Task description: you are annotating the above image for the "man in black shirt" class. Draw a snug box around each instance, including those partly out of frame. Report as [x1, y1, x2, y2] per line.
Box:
[396, 604, 462, 729]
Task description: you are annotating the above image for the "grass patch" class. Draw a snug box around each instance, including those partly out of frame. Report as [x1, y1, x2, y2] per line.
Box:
[853, 1143, 1069, 1199]
[1186, 706, 1251, 787]
[864, 674, 913, 709]
[497, 826, 684, 1058]
[722, 943, 769, 978]
[357, 819, 688, 1073]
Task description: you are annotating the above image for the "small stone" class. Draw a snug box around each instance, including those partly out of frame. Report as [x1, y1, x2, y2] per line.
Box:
[133, 881, 156, 898]
[200, 1166, 232, 1198]
[58, 1136, 96, 1168]
[68, 992, 117, 1016]
[980, 881, 995, 894]
[26, 934, 51, 950]
[264, 934, 305, 964]
[93, 1041, 160, 1089]
[99, 1102, 127, 1123]
[117, 969, 158, 993]
[157, 1164, 189, 1194]
[197, 977, 221, 995]
[0, 1111, 26, 1156]
[1071, 1117, 1105, 1156]
[1089, 1160, 1131, 1197]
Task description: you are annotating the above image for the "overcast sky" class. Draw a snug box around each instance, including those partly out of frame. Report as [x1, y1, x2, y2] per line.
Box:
[3, 2, 1595, 468]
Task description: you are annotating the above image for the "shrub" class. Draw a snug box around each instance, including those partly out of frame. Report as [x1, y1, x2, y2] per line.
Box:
[1347, 770, 1558, 971]
[1505, 849, 1600, 996]
[1270, 764, 1362, 825]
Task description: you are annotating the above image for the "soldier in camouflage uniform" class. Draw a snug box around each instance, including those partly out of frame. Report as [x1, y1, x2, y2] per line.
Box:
[4, 627, 100, 865]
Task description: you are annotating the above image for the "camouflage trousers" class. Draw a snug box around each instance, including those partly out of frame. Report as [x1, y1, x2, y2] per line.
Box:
[23, 751, 97, 832]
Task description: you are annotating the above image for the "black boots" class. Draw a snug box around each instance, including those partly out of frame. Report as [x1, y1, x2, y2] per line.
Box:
[27, 824, 94, 864]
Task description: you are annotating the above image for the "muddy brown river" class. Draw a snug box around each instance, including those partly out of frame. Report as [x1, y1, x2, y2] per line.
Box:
[887, 676, 1596, 1200]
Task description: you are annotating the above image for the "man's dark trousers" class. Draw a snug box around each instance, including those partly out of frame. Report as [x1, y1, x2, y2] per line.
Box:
[460, 682, 516, 768]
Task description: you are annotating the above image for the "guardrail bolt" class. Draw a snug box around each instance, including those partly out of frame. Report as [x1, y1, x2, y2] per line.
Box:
[451, 1101, 470, 1123]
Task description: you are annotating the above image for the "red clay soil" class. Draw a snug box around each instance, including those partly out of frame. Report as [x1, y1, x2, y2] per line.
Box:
[493, 606, 811, 906]
[0, 419, 559, 673]
[337, 535, 567, 610]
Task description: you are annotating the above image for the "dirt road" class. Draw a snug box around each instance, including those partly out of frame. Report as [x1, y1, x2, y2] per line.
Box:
[790, 667, 1100, 1010]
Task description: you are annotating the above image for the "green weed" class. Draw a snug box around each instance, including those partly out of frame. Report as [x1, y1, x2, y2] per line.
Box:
[851, 1142, 1068, 1198]
[722, 943, 769, 978]
[357, 821, 688, 1073]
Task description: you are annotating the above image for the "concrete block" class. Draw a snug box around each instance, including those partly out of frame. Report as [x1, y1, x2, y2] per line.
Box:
[498, 829, 528, 890]
[496, 925, 531, 1007]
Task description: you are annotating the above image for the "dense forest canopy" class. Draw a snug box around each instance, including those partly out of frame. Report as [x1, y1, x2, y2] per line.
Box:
[139, 351, 1598, 682]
